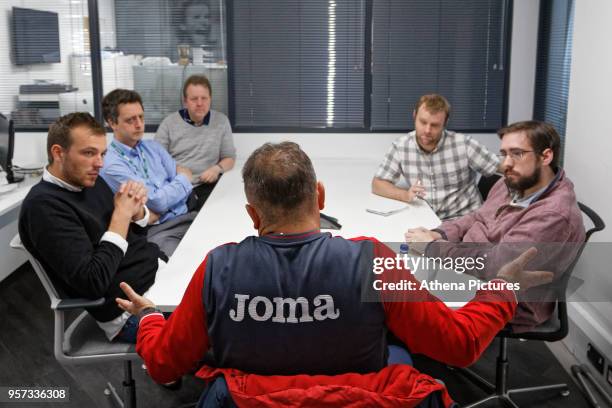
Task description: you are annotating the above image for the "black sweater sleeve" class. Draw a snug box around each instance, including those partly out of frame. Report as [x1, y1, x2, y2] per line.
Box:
[20, 196, 125, 300]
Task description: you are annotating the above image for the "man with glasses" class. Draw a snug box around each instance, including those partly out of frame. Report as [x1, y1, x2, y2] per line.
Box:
[405, 120, 585, 332]
[372, 94, 501, 220]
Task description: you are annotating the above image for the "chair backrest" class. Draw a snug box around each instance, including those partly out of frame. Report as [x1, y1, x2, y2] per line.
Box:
[555, 202, 606, 306]
[477, 174, 502, 200]
[10, 234, 63, 309]
[11, 233, 138, 364]
[507, 201, 605, 341]
[578, 202, 605, 242]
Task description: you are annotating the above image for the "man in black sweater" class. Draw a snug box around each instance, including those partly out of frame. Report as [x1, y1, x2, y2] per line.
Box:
[19, 112, 163, 343]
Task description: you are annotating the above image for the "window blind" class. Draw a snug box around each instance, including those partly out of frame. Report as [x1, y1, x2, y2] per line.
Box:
[371, 0, 509, 131]
[533, 0, 574, 159]
[229, 0, 365, 129]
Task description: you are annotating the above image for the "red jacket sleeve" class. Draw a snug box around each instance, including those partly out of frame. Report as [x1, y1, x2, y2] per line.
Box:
[136, 257, 210, 384]
[371, 240, 516, 367]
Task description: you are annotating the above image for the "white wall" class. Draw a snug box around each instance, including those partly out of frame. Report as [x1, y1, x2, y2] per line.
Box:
[565, 4, 612, 240]
[507, 0, 539, 124]
[563, 0, 612, 392]
[0, 0, 90, 116]
[470, 0, 540, 153]
[98, 0, 117, 50]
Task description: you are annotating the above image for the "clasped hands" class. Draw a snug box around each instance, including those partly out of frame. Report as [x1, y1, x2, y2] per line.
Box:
[114, 180, 148, 221]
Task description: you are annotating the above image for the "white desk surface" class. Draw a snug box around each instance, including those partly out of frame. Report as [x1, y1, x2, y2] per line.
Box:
[0, 183, 33, 217]
[0, 174, 41, 217]
[0, 176, 40, 282]
[147, 158, 441, 309]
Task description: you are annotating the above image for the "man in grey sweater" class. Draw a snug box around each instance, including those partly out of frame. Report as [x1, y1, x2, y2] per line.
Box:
[155, 75, 236, 210]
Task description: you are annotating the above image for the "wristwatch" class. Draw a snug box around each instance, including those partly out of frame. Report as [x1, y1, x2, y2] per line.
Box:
[137, 306, 162, 320]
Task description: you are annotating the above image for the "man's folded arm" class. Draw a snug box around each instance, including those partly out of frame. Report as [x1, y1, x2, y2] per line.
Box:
[103, 162, 192, 215]
[435, 210, 480, 242]
[22, 198, 125, 299]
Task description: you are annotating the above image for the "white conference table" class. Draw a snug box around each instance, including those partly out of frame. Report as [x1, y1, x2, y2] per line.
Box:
[147, 158, 442, 310]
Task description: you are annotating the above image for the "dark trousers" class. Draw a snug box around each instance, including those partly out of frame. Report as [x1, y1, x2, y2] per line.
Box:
[196, 377, 236, 408]
[192, 179, 219, 211]
[386, 345, 450, 407]
[147, 211, 197, 257]
[419, 392, 453, 408]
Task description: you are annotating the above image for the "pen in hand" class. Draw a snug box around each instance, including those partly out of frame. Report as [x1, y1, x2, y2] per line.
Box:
[414, 179, 424, 198]
[414, 179, 432, 207]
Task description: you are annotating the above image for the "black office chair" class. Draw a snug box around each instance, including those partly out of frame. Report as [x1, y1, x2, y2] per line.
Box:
[454, 202, 605, 408]
[10, 234, 140, 408]
[477, 174, 502, 200]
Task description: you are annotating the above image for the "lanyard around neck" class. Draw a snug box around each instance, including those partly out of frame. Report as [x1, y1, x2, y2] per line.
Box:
[111, 141, 150, 181]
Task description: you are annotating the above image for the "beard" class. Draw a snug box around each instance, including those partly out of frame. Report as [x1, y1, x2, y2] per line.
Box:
[504, 166, 541, 193]
[62, 159, 96, 188]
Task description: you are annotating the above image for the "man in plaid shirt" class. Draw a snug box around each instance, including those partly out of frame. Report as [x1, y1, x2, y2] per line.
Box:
[372, 94, 500, 220]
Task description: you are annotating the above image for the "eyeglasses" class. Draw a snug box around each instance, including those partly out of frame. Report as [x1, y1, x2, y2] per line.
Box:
[497, 150, 535, 161]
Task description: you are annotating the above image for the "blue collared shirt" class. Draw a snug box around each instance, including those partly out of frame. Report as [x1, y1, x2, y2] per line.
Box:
[100, 138, 192, 223]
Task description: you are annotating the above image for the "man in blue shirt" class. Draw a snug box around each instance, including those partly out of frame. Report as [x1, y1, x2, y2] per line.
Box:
[101, 89, 196, 257]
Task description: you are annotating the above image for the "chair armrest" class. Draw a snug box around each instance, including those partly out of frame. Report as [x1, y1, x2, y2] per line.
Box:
[55, 298, 105, 310]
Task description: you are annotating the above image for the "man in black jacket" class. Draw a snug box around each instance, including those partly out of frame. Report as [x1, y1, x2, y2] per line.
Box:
[19, 112, 163, 343]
